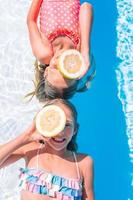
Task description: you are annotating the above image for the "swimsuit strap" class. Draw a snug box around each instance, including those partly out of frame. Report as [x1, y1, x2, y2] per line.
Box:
[36, 146, 81, 179]
[36, 143, 44, 169]
[73, 152, 80, 180]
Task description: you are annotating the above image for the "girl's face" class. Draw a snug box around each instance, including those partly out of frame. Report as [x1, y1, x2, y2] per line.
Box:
[44, 64, 76, 89]
[44, 37, 77, 90]
[45, 102, 76, 151]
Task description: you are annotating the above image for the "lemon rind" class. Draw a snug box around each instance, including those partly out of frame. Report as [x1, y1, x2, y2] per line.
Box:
[58, 50, 85, 79]
[36, 105, 66, 137]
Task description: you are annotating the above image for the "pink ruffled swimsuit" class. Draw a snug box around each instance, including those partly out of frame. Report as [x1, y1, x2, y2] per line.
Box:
[40, 0, 80, 48]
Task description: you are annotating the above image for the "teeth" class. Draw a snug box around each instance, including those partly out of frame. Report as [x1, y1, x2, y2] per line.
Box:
[55, 138, 63, 141]
[53, 138, 65, 142]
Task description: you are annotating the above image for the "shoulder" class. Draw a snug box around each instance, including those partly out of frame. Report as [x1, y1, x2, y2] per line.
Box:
[76, 153, 93, 165]
[75, 153, 93, 175]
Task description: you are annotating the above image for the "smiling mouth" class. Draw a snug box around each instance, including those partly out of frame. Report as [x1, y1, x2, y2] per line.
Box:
[52, 138, 66, 143]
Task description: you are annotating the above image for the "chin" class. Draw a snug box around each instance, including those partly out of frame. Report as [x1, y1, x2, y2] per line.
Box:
[49, 143, 67, 151]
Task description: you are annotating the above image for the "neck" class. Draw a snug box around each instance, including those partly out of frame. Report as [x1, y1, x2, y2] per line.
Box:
[44, 144, 70, 158]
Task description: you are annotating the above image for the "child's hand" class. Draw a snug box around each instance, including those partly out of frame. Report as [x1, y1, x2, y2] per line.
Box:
[22, 121, 46, 144]
[79, 51, 90, 79]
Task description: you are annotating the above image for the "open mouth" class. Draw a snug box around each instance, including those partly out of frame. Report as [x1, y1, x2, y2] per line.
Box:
[52, 138, 66, 143]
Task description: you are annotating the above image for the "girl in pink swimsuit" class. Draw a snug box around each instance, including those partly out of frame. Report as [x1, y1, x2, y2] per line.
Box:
[27, 0, 93, 100]
[0, 99, 94, 200]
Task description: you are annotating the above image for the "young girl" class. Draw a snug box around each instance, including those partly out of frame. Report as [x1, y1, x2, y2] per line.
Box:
[0, 99, 94, 200]
[27, 0, 94, 99]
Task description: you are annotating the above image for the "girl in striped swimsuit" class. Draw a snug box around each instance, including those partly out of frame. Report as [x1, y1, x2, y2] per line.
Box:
[0, 99, 94, 200]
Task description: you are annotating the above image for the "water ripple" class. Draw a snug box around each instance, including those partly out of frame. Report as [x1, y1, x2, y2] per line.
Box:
[116, 0, 133, 199]
[0, 1, 40, 199]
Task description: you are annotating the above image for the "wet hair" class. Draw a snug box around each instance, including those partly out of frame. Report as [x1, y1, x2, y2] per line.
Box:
[42, 98, 79, 152]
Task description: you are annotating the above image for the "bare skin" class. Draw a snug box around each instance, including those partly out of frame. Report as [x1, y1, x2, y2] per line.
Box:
[27, 0, 93, 89]
[44, 37, 77, 89]
[0, 101, 94, 200]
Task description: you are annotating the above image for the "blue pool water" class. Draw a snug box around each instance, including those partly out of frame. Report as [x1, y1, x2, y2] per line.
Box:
[73, 0, 132, 199]
[0, 0, 132, 200]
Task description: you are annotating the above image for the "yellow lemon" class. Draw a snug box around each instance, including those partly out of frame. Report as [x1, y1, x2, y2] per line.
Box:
[36, 105, 66, 137]
[58, 49, 85, 79]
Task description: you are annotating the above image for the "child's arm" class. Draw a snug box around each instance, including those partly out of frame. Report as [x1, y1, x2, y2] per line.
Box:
[0, 122, 44, 168]
[82, 156, 94, 200]
[27, 0, 53, 64]
[79, 3, 93, 77]
[79, 3, 93, 53]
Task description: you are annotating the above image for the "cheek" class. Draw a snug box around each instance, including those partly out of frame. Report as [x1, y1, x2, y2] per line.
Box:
[65, 127, 74, 139]
[47, 68, 59, 81]
[48, 68, 68, 88]
[49, 67, 61, 78]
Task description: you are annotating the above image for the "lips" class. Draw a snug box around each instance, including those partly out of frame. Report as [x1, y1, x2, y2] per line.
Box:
[52, 138, 66, 143]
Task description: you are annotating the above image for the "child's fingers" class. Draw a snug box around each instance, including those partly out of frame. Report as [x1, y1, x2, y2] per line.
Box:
[78, 65, 89, 79]
[31, 132, 48, 143]
[25, 121, 36, 135]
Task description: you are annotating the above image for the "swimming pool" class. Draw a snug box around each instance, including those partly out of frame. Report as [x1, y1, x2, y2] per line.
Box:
[0, 0, 132, 199]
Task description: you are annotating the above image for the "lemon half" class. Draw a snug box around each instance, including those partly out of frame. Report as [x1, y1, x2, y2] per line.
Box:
[58, 49, 85, 79]
[36, 105, 66, 137]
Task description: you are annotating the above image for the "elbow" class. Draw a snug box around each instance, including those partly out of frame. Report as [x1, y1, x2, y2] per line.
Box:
[35, 53, 47, 64]
[27, 11, 31, 26]
[27, 15, 33, 27]
[27, 12, 36, 27]
[34, 51, 53, 65]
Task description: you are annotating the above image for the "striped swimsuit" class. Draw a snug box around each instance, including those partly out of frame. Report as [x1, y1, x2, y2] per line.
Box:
[19, 144, 83, 199]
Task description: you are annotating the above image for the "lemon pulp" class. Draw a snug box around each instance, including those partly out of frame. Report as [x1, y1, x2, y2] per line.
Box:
[58, 49, 85, 79]
[36, 105, 66, 137]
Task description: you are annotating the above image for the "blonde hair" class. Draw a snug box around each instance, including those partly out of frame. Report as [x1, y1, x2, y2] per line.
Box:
[26, 55, 96, 100]
[27, 61, 78, 101]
